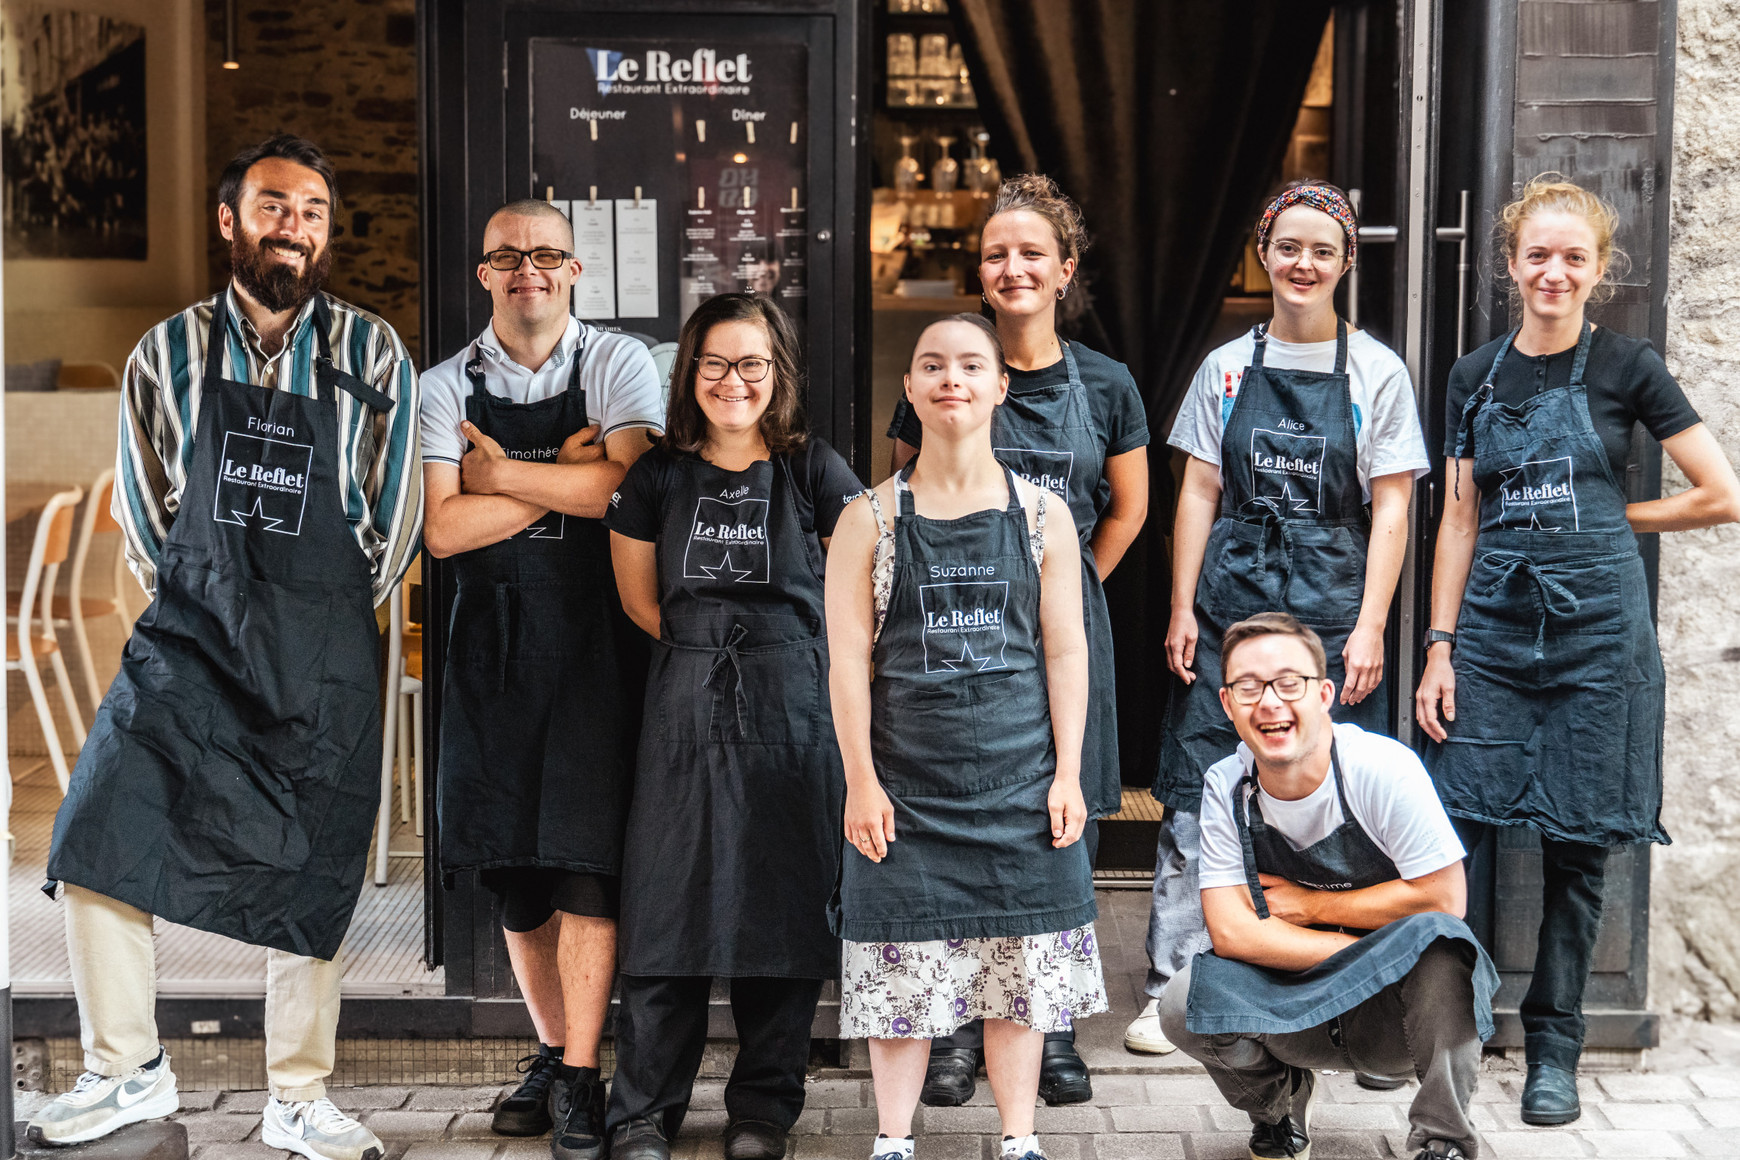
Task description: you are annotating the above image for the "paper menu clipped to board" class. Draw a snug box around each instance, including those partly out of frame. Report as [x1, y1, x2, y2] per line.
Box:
[569, 199, 618, 319]
[615, 198, 660, 319]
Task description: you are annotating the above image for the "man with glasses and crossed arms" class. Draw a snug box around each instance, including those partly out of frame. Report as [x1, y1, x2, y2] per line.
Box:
[420, 199, 664, 1160]
[1160, 612, 1494, 1160]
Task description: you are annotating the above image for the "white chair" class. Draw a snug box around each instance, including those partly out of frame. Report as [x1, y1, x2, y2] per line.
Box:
[7, 488, 87, 792]
[60, 470, 132, 715]
[374, 569, 424, 885]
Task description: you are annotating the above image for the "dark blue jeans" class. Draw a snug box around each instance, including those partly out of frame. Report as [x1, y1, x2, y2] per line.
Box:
[1456, 819, 1608, 1072]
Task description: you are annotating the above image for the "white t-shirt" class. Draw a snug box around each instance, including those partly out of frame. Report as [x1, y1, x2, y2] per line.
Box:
[420, 318, 665, 465]
[1167, 329, 1431, 499]
[1198, 723, 1466, 892]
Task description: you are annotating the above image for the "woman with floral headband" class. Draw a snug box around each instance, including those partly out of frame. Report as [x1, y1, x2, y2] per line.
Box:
[1127, 181, 1431, 1061]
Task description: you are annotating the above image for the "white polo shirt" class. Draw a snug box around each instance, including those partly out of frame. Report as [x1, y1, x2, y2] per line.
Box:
[420, 318, 665, 465]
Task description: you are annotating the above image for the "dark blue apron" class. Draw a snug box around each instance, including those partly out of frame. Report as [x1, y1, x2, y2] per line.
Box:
[48, 293, 390, 960]
[1156, 321, 1388, 813]
[831, 465, 1096, 943]
[617, 452, 843, 979]
[1185, 741, 1498, 1036]
[988, 343, 1120, 817]
[437, 340, 648, 878]
[1429, 323, 1668, 846]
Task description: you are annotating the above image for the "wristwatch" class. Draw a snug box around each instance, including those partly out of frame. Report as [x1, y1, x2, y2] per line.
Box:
[1424, 629, 1457, 652]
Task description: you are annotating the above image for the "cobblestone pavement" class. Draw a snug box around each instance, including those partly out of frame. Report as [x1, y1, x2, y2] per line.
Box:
[16, 1017, 1738, 1160]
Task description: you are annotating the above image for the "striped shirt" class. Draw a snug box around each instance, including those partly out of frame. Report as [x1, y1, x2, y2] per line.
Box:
[116, 287, 423, 606]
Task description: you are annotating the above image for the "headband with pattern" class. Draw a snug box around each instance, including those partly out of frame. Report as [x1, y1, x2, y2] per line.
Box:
[1256, 183, 1358, 265]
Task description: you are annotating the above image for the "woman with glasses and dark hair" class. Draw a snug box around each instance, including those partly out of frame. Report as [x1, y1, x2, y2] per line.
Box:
[1136, 182, 1431, 1061]
[602, 293, 863, 1160]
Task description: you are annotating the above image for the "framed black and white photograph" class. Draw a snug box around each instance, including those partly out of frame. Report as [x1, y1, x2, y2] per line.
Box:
[1, 7, 147, 259]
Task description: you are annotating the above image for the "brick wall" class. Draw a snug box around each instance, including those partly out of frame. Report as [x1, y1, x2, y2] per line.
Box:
[202, 0, 421, 355]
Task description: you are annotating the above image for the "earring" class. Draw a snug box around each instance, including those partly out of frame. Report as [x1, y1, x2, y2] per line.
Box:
[981, 293, 991, 306]
[1056, 284, 1068, 300]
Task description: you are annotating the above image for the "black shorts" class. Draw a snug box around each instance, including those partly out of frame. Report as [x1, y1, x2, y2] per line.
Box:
[479, 867, 621, 932]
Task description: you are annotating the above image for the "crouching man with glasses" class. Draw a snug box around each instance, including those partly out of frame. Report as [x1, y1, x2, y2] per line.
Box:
[420, 199, 664, 1159]
[1161, 612, 1494, 1160]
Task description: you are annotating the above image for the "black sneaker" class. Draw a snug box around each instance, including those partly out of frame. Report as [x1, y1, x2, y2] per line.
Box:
[918, 1046, 980, 1106]
[1036, 1039, 1092, 1106]
[1412, 1142, 1468, 1160]
[493, 1045, 562, 1136]
[550, 1066, 607, 1160]
[611, 1117, 672, 1160]
[1248, 1067, 1317, 1160]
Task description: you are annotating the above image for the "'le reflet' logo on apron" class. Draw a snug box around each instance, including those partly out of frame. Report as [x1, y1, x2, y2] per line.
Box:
[918, 578, 1010, 674]
[684, 495, 770, 583]
[1498, 457, 1579, 531]
[1249, 428, 1326, 516]
[214, 425, 314, 536]
[994, 448, 1075, 495]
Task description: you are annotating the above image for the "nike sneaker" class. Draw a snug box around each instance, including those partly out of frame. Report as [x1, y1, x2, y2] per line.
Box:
[260, 1096, 385, 1160]
[27, 1048, 178, 1145]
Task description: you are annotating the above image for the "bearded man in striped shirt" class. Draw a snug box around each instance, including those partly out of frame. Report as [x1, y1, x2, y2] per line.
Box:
[32, 134, 422, 1160]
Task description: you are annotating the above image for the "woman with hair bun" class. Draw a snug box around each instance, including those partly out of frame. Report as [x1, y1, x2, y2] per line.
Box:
[1417, 175, 1740, 1126]
[887, 173, 1149, 1107]
[1138, 181, 1430, 1060]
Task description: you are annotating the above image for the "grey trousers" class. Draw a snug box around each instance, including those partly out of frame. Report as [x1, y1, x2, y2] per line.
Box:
[1160, 941, 1484, 1158]
[1143, 810, 1212, 999]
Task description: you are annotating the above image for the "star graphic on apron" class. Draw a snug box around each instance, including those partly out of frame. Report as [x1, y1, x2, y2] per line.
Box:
[228, 495, 288, 532]
[938, 639, 998, 672]
[698, 551, 755, 583]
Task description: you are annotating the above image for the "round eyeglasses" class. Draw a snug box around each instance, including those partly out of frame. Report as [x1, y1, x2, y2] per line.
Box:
[482, 246, 573, 271]
[696, 355, 772, 383]
[1222, 674, 1323, 706]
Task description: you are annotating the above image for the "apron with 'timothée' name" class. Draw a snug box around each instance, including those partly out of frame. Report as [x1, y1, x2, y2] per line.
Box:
[48, 293, 391, 960]
[438, 341, 648, 879]
[618, 450, 845, 979]
[1186, 740, 1498, 1036]
[1156, 320, 1387, 813]
[1429, 322, 1667, 846]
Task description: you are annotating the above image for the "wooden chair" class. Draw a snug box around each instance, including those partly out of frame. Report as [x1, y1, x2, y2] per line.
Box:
[7, 488, 87, 792]
[56, 362, 120, 389]
[374, 565, 424, 886]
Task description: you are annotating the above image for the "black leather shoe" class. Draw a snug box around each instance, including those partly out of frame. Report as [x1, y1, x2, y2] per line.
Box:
[724, 1119, 789, 1160]
[550, 1067, 608, 1160]
[1248, 1067, 1316, 1160]
[1354, 1070, 1408, 1091]
[1412, 1141, 1468, 1160]
[1036, 1039, 1092, 1106]
[611, 1118, 672, 1160]
[493, 1045, 562, 1135]
[919, 1046, 979, 1106]
[1520, 1063, 1581, 1125]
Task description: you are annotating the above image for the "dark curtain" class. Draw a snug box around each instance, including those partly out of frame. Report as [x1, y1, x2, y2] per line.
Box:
[951, 0, 1335, 785]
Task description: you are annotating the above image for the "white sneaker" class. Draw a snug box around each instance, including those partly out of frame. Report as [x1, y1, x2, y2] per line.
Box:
[260, 1096, 385, 1160]
[1124, 998, 1178, 1054]
[26, 1048, 179, 1145]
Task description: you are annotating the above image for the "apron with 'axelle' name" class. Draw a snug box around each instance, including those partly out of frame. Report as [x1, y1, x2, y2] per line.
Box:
[1156, 321, 1388, 813]
[438, 342, 648, 878]
[48, 293, 390, 960]
[1186, 740, 1498, 1036]
[1429, 323, 1667, 846]
[618, 450, 844, 979]
[832, 464, 1095, 944]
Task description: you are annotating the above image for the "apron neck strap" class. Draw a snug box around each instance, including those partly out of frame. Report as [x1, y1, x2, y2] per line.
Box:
[1250, 324, 1269, 372]
[1251, 319, 1348, 375]
[894, 461, 1023, 516]
[1567, 319, 1593, 388]
[205, 290, 330, 400]
[1333, 317, 1348, 374]
[1059, 338, 1082, 386]
[1233, 767, 1271, 920]
[465, 325, 588, 399]
[203, 289, 235, 390]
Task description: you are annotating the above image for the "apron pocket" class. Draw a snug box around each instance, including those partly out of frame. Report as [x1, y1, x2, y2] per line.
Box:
[1201, 524, 1280, 620]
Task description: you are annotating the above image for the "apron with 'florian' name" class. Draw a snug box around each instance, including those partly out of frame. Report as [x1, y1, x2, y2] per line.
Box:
[618, 450, 844, 979]
[48, 293, 390, 960]
[1186, 739, 1498, 1036]
[1156, 320, 1387, 813]
[831, 464, 1095, 944]
[1429, 322, 1667, 846]
[437, 341, 648, 878]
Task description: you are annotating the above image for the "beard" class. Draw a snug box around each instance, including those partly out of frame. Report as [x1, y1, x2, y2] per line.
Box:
[230, 225, 333, 313]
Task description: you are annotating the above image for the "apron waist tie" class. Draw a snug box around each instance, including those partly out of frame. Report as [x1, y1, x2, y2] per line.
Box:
[704, 623, 752, 738]
[1254, 511, 1298, 608]
[1478, 552, 1582, 662]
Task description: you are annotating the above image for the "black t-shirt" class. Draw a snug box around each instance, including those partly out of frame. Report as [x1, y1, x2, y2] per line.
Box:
[885, 342, 1149, 527]
[1444, 327, 1700, 482]
[605, 437, 864, 545]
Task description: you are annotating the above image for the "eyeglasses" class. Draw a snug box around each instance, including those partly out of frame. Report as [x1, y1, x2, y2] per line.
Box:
[482, 246, 573, 271]
[696, 354, 772, 383]
[1222, 673, 1323, 705]
[1269, 240, 1345, 267]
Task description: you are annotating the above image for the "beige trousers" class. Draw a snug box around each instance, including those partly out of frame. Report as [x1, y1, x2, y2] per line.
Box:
[64, 883, 343, 1101]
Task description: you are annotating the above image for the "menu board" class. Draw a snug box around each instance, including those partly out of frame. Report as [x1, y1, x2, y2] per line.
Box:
[530, 37, 810, 341]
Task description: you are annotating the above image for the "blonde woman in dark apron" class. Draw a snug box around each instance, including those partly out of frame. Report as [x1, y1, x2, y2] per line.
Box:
[1418, 176, 1740, 1125]
[829, 315, 1105, 1160]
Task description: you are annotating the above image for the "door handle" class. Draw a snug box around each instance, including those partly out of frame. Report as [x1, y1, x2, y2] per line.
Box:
[1344, 189, 1470, 358]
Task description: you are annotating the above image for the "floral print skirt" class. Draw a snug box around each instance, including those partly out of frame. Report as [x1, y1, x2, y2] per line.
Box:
[839, 924, 1108, 1038]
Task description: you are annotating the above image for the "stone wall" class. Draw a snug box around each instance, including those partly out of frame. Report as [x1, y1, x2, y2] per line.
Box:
[201, 0, 421, 355]
[1651, 0, 1740, 1021]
